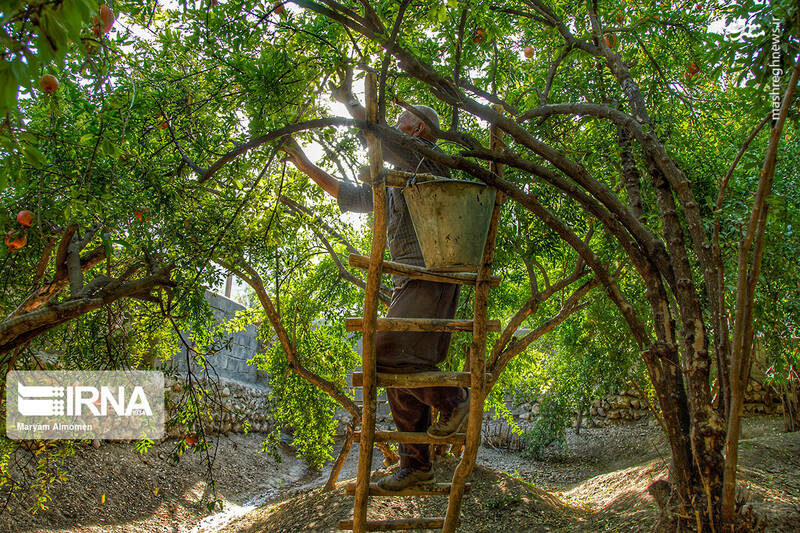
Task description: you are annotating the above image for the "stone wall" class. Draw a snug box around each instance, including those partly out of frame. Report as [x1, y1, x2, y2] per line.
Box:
[498, 380, 786, 433]
[742, 380, 786, 415]
[586, 388, 655, 428]
[163, 375, 275, 438]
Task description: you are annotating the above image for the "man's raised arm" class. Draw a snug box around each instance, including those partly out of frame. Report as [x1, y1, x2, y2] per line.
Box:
[280, 138, 340, 198]
[280, 137, 373, 214]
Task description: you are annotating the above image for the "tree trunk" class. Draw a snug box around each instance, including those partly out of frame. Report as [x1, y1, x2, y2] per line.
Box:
[782, 365, 799, 432]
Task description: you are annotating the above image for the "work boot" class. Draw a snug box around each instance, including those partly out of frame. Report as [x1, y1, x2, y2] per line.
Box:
[376, 467, 434, 491]
[427, 397, 469, 439]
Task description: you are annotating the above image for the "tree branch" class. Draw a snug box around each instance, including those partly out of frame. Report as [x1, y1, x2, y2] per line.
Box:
[6, 243, 107, 320]
[219, 256, 398, 464]
[0, 266, 173, 355]
[199, 117, 352, 183]
[488, 277, 600, 386]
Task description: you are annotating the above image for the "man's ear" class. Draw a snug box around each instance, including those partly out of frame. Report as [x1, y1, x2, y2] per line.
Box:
[414, 121, 426, 137]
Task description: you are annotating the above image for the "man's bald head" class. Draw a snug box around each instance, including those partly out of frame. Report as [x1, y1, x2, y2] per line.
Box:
[397, 105, 440, 140]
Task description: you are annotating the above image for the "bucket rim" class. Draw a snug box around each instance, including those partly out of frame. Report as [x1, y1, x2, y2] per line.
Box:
[401, 177, 492, 191]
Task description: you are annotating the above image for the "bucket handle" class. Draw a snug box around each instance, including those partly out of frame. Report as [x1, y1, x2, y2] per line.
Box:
[402, 158, 427, 190]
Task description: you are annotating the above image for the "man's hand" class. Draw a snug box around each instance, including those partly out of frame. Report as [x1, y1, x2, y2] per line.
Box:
[277, 136, 342, 199]
[279, 136, 307, 166]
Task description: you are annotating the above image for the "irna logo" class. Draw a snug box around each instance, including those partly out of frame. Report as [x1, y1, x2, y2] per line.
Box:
[7, 370, 164, 440]
[17, 383, 153, 417]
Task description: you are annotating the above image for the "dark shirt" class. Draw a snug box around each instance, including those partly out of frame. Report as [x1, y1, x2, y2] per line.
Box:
[337, 136, 451, 288]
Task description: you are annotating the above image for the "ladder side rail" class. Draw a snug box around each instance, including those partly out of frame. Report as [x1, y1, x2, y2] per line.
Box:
[441, 194, 502, 533]
[442, 114, 506, 533]
[353, 71, 387, 533]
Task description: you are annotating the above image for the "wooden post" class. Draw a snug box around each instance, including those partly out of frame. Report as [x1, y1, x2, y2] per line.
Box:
[352, 71, 385, 533]
[324, 422, 355, 491]
[224, 272, 233, 297]
[442, 110, 505, 533]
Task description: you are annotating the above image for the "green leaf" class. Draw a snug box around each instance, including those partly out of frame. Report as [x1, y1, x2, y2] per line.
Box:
[40, 10, 69, 56]
[437, 4, 448, 23]
[22, 144, 47, 168]
[101, 138, 115, 156]
[101, 232, 112, 259]
[0, 60, 18, 112]
[9, 60, 26, 85]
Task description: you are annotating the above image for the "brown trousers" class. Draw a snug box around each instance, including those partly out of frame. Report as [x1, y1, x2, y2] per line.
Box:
[375, 279, 466, 469]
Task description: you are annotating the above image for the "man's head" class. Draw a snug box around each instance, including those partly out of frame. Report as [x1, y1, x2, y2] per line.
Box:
[396, 105, 440, 141]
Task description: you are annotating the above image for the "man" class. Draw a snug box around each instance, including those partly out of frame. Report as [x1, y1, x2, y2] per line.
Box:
[280, 94, 469, 491]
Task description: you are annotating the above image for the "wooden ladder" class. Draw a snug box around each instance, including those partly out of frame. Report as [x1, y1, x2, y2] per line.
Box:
[337, 72, 504, 533]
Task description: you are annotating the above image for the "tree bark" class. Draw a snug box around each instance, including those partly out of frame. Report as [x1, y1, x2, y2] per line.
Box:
[722, 50, 800, 525]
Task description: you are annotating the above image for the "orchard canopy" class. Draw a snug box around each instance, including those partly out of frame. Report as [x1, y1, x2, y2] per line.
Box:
[1, 1, 798, 530]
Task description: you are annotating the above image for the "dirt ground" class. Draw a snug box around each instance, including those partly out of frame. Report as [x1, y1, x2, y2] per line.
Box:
[0, 432, 312, 533]
[2, 416, 798, 532]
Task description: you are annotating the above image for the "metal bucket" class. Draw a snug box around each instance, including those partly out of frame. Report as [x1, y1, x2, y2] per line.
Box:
[402, 179, 496, 272]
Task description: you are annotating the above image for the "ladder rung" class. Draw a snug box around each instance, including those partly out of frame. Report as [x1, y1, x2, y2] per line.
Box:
[352, 371, 473, 388]
[354, 431, 466, 444]
[338, 517, 452, 531]
[345, 482, 471, 496]
[346, 317, 501, 332]
[348, 254, 501, 286]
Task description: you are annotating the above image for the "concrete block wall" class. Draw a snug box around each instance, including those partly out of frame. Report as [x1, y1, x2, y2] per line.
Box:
[347, 337, 387, 404]
[167, 290, 266, 385]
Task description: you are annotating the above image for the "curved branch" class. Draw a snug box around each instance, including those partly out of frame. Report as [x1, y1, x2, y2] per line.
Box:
[0, 267, 172, 355]
[221, 258, 361, 417]
[489, 265, 591, 372]
[218, 257, 399, 464]
[488, 277, 600, 387]
[199, 117, 352, 183]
